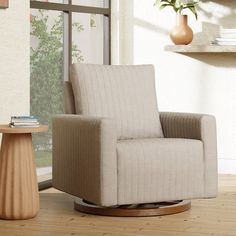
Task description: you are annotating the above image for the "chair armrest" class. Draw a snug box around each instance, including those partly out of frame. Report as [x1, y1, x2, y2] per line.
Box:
[160, 112, 218, 197]
[52, 114, 117, 206]
[159, 112, 216, 140]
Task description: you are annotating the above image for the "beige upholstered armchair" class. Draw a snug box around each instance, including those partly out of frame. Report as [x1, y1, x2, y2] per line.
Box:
[52, 64, 217, 216]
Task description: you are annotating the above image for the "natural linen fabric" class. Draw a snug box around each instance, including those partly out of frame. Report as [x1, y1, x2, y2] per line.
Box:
[70, 64, 164, 140]
[159, 112, 218, 197]
[52, 115, 117, 207]
[53, 112, 217, 206]
[52, 64, 218, 207]
[117, 138, 204, 204]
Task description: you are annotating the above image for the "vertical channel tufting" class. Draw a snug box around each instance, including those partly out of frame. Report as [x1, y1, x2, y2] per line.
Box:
[52, 115, 117, 206]
[69, 64, 164, 140]
[117, 138, 205, 204]
[160, 112, 218, 198]
[64, 81, 76, 114]
[57, 64, 218, 207]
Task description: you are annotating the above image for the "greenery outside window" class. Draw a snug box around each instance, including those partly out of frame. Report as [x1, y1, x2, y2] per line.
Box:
[30, 0, 111, 189]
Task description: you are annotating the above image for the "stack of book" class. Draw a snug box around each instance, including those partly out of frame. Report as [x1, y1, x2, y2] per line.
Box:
[10, 116, 40, 128]
[212, 29, 236, 46]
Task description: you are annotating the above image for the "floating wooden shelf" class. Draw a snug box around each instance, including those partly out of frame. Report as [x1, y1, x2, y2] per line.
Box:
[164, 45, 236, 53]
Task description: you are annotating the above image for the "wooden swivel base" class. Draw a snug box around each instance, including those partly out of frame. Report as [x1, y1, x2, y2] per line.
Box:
[74, 199, 191, 217]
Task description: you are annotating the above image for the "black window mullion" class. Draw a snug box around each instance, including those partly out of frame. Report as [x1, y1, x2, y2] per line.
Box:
[109, 0, 111, 64]
[103, 16, 110, 65]
[63, 11, 69, 81]
[30, 1, 110, 15]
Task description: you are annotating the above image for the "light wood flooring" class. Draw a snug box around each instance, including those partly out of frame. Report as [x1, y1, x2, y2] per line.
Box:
[1, 175, 236, 236]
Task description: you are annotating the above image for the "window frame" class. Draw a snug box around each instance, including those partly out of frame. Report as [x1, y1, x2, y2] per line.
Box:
[30, 0, 111, 190]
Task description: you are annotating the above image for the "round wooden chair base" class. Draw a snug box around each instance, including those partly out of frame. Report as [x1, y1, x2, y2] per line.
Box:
[74, 199, 191, 217]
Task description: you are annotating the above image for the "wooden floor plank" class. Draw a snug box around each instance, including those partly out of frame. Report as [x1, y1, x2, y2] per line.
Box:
[0, 175, 236, 236]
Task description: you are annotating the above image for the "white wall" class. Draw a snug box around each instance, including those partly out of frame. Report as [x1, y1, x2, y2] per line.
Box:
[0, 0, 30, 124]
[0, 0, 235, 174]
[112, 0, 236, 174]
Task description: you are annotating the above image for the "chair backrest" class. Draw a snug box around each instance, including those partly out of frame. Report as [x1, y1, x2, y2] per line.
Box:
[66, 63, 163, 139]
[64, 81, 76, 114]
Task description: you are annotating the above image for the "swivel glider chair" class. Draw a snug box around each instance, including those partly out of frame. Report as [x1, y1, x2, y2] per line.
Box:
[52, 64, 218, 216]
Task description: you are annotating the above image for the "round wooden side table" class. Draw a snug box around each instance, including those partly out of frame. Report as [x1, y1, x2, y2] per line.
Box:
[0, 125, 48, 220]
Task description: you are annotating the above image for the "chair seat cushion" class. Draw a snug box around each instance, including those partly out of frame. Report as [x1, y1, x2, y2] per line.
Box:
[117, 138, 204, 204]
[70, 64, 164, 139]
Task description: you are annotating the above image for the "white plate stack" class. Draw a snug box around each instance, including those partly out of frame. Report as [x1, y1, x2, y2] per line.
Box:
[212, 29, 236, 46]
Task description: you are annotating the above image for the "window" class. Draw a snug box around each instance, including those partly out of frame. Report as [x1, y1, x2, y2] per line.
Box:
[72, 13, 105, 64]
[72, 0, 105, 7]
[30, 0, 111, 189]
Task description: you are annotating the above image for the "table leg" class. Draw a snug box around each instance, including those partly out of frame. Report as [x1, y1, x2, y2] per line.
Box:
[0, 133, 39, 220]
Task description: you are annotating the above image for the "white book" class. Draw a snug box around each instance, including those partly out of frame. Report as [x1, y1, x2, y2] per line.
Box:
[12, 122, 40, 126]
[10, 125, 40, 128]
[11, 118, 38, 123]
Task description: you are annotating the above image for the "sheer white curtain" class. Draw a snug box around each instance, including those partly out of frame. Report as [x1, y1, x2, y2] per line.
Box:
[111, 0, 134, 65]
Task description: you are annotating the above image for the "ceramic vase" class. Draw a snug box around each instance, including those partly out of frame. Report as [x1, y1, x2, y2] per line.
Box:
[170, 14, 193, 45]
